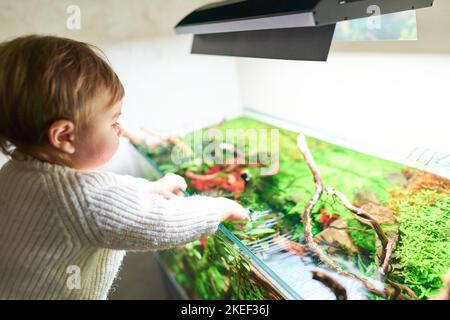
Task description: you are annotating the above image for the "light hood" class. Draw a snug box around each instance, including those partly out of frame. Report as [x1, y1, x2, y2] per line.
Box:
[175, 0, 434, 61]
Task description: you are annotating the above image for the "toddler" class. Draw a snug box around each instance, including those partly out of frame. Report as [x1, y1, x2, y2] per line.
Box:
[0, 35, 249, 300]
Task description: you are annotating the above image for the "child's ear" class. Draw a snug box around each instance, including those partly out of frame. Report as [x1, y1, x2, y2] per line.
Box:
[48, 120, 76, 154]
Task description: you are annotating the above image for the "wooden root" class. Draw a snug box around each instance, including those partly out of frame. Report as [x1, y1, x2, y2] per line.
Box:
[296, 134, 384, 295]
[312, 270, 348, 300]
[296, 133, 419, 300]
[141, 127, 192, 154]
[382, 235, 397, 275]
[326, 188, 389, 262]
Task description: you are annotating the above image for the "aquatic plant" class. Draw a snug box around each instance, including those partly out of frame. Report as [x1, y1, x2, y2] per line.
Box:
[393, 191, 450, 298]
[160, 231, 284, 299]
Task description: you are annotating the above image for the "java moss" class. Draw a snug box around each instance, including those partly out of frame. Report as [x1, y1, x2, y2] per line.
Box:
[393, 191, 450, 298]
[346, 220, 377, 252]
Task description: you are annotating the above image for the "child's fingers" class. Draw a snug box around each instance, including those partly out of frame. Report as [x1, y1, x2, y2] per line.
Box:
[231, 211, 250, 221]
[175, 176, 187, 190]
[174, 189, 184, 196]
[163, 173, 187, 191]
[175, 182, 187, 191]
[225, 214, 249, 222]
[169, 183, 185, 195]
[161, 190, 175, 200]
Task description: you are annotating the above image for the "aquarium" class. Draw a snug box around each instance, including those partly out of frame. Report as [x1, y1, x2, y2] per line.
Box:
[132, 114, 449, 300]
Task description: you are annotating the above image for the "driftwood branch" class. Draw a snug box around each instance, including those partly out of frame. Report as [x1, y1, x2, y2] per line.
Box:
[312, 270, 347, 300]
[327, 188, 389, 262]
[387, 279, 419, 300]
[297, 134, 384, 295]
[327, 190, 416, 299]
[141, 127, 192, 154]
[382, 235, 397, 275]
[296, 133, 419, 300]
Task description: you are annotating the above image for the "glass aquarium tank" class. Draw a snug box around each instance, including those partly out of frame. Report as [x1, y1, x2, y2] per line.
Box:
[131, 114, 449, 300]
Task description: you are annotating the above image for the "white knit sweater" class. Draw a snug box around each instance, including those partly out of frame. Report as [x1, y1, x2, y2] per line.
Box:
[0, 157, 222, 300]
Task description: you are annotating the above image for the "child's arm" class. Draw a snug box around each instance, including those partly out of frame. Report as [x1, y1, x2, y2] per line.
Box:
[64, 171, 248, 251]
[141, 172, 188, 199]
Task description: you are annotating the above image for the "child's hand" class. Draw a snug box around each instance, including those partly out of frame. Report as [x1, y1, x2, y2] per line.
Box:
[152, 173, 187, 199]
[215, 198, 250, 222]
[150, 175, 249, 222]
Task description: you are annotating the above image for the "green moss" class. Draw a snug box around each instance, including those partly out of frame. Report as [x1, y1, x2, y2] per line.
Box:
[394, 191, 450, 298]
[347, 219, 377, 252]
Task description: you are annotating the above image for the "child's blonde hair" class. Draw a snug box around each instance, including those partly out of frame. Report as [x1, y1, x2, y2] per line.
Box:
[0, 35, 124, 156]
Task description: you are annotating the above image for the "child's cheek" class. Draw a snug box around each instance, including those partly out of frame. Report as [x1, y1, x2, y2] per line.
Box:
[77, 129, 120, 170]
[97, 133, 120, 163]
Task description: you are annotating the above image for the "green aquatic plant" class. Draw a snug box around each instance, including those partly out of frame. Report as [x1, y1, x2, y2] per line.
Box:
[393, 191, 450, 298]
[160, 232, 284, 300]
[347, 219, 377, 253]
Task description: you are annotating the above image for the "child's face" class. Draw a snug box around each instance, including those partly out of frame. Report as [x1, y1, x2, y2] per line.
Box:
[71, 93, 123, 171]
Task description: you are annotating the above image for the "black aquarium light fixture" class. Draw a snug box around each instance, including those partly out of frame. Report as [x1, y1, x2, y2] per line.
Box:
[175, 0, 434, 61]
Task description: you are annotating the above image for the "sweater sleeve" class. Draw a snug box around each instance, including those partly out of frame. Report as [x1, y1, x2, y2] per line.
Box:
[70, 171, 222, 251]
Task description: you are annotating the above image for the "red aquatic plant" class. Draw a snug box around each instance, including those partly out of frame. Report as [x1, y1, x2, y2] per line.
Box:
[199, 236, 207, 249]
[186, 165, 246, 198]
[319, 209, 339, 229]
